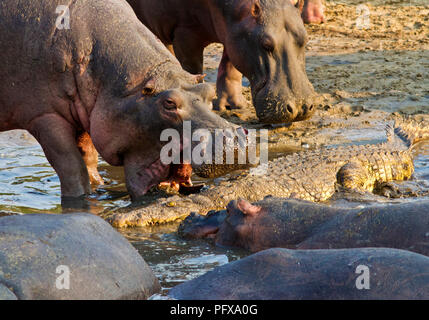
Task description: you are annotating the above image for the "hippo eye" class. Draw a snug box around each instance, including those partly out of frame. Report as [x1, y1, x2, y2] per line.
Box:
[163, 98, 177, 110]
[261, 35, 275, 52]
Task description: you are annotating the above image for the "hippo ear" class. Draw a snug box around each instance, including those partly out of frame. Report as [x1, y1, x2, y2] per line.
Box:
[295, 0, 304, 13]
[142, 78, 156, 95]
[250, 0, 262, 19]
[195, 74, 206, 84]
[237, 199, 262, 216]
[230, 0, 261, 22]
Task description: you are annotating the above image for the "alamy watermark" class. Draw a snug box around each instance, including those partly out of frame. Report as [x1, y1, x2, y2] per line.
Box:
[55, 265, 70, 290]
[55, 5, 70, 30]
[355, 264, 370, 290]
[356, 4, 371, 30]
[160, 121, 269, 175]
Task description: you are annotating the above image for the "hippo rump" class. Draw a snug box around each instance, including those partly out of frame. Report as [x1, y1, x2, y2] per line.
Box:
[179, 198, 429, 255]
[0, 0, 242, 203]
[169, 248, 429, 300]
[127, 0, 317, 123]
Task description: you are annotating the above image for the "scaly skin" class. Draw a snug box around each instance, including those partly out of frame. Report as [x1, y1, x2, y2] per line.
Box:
[108, 120, 429, 227]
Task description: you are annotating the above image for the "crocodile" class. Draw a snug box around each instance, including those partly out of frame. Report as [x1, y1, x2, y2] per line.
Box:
[107, 119, 429, 227]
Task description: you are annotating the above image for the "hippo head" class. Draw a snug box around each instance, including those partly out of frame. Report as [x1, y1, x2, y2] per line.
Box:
[219, 0, 317, 123]
[179, 199, 265, 249]
[90, 83, 248, 200]
[178, 210, 228, 240]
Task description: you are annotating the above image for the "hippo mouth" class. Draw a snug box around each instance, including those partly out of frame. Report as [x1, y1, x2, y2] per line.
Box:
[124, 156, 205, 201]
[158, 163, 204, 195]
[178, 210, 227, 239]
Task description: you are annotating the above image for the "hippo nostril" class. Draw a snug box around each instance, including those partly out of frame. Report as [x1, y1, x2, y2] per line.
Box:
[286, 104, 293, 114]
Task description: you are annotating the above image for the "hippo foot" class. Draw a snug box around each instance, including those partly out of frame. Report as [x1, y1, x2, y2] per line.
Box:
[88, 168, 105, 186]
[212, 94, 249, 112]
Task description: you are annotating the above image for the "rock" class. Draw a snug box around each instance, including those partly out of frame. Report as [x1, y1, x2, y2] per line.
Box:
[0, 213, 160, 300]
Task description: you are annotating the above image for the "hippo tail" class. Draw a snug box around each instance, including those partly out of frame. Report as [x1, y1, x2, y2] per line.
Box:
[386, 118, 429, 150]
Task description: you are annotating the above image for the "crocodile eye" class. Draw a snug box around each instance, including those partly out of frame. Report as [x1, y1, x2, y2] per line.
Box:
[261, 35, 275, 52]
[142, 78, 156, 95]
[142, 86, 155, 95]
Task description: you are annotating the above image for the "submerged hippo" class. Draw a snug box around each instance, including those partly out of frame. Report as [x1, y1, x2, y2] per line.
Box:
[179, 197, 429, 255]
[0, 0, 241, 203]
[127, 0, 317, 123]
[169, 248, 429, 300]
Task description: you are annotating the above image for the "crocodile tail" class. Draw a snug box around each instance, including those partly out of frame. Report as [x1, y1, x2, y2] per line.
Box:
[387, 118, 429, 149]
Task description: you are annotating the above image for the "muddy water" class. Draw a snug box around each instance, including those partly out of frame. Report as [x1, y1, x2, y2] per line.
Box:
[0, 0, 427, 297]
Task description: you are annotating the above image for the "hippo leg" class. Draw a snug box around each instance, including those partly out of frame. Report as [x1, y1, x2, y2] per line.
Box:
[77, 132, 104, 186]
[172, 29, 204, 75]
[29, 114, 91, 198]
[213, 50, 248, 111]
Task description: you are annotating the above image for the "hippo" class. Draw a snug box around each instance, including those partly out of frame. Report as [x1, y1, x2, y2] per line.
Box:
[127, 0, 317, 123]
[0, 0, 243, 203]
[302, 0, 325, 24]
[169, 248, 429, 300]
[179, 197, 429, 255]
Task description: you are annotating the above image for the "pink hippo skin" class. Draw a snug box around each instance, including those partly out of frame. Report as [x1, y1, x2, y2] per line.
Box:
[0, 0, 241, 204]
[127, 0, 317, 123]
[302, 0, 325, 24]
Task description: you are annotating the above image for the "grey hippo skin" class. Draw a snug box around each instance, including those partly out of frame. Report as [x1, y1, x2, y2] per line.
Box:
[169, 248, 429, 300]
[179, 197, 429, 255]
[127, 0, 317, 122]
[0, 213, 160, 300]
[0, 0, 242, 203]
